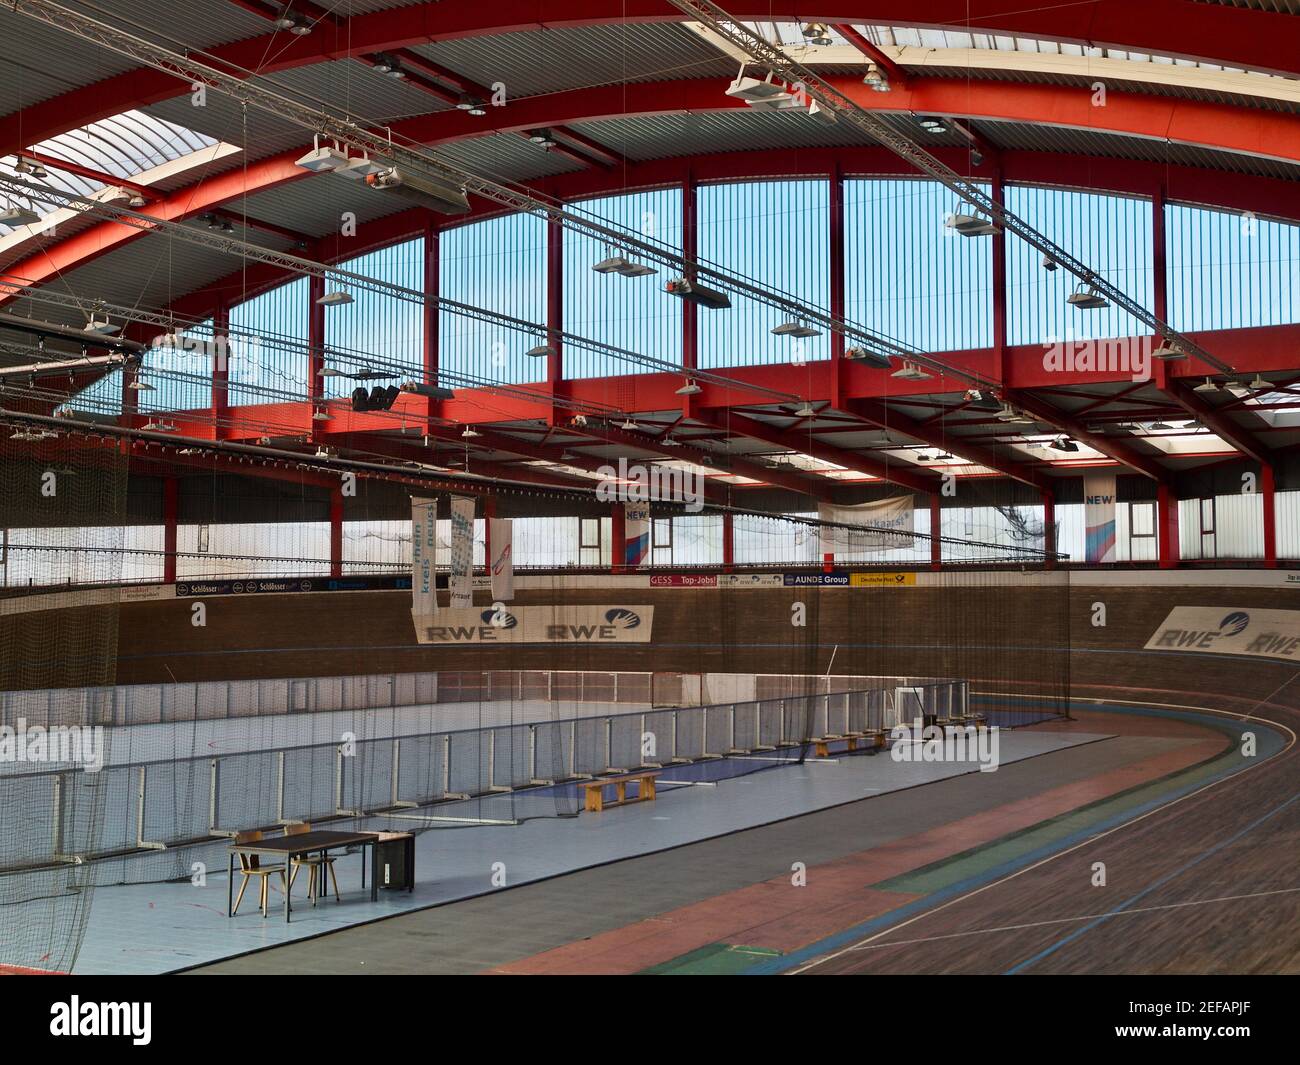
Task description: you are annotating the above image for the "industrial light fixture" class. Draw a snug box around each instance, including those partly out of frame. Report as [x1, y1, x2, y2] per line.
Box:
[772, 320, 820, 338]
[1041, 254, 1058, 272]
[318, 366, 345, 377]
[295, 137, 349, 173]
[456, 95, 488, 116]
[620, 418, 639, 430]
[918, 117, 948, 135]
[675, 380, 703, 396]
[127, 377, 155, 391]
[528, 129, 558, 149]
[400, 380, 457, 400]
[461, 426, 481, 438]
[862, 63, 890, 92]
[801, 22, 833, 45]
[371, 54, 405, 78]
[274, 9, 311, 35]
[890, 361, 932, 381]
[316, 288, 353, 306]
[665, 277, 731, 309]
[843, 346, 893, 369]
[1193, 378, 1220, 394]
[335, 154, 389, 181]
[14, 157, 47, 179]
[128, 192, 146, 208]
[1152, 338, 1185, 361]
[1225, 380, 1252, 398]
[311, 408, 331, 421]
[963, 388, 1003, 412]
[593, 253, 656, 277]
[660, 435, 681, 447]
[725, 67, 798, 111]
[1067, 283, 1109, 310]
[1048, 437, 1080, 453]
[970, 148, 984, 168]
[944, 208, 999, 237]
[794, 402, 817, 417]
[84, 317, 119, 336]
[0, 205, 41, 226]
[314, 445, 331, 458]
[526, 343, 552, 358]
[1250, 373, 1269, 390]
[1148, 421, 1173, 431]
[365, 167, 470, 215]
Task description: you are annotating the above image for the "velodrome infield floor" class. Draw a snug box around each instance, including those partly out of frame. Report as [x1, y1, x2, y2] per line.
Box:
[181, 699, 1280, 976]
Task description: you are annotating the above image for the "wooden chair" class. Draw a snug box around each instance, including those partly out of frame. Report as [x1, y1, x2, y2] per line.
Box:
[233, 830, 286, 918]
[285, 823, 340, 905]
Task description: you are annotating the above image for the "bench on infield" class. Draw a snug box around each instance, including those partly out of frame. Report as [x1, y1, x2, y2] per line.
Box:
[813, 731, 886, 758]
[582, 770, 662, 813]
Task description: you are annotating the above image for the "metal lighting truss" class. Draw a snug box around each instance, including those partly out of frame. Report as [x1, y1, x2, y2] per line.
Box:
[0, 174, 804, 407]
[11, 0, 976, 383]
[661, 0, 1234, 375]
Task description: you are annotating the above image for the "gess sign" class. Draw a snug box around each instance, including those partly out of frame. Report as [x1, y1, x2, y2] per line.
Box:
[414, 605, 654, 644]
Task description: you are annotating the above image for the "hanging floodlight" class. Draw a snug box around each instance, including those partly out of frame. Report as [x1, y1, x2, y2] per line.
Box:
[0, 204, 41, 226]
[620, 418, 639, 431]
[84, 316, 119, 336]
[1250, 374, 1269, 390]
[918, 117, 948, 135]
[371, 54, 405, 77]
[890, 361, 932, 381]
[1225, 380, 1252, 398]
[1041, 254, 1058, 272]
[295, 136, 349, 173]
[318, 366, 345, 377]
[665, 277, 731, 309]
[461, 426, 481, 438]
[316, 288, 353, 306]
[526, 343, 552, 358]
[843, 346, 893, 369]
[1193, 378, 1220, 394]
[772, 320, 820, 338]
[1067, 283, 1108, 309]
[794, 402, 817, 417]
[675, 380, 703, 396]
[863, 63, 890, 92]
[456, 94, 487, 115]
[311, 408, 331, 421]
[1152, 337, 1185, 361]
[528, 129, 558, 149]
[1048, 437, 1080, 453]
[945, 204, 999, 237]
[802, 22, 833, 45]
[127, 377, 155, 391]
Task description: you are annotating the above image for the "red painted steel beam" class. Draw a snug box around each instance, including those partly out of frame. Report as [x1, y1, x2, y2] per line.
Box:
[694, 408, 939, 494]
[833, 24, 906, 87]
[12, 73, 1300, 315]
[1005, 389, 1168, 482]
[845, 397, 1051, 490]
[1157, 379, 1272, 465]
[6, 0, 1299, 167]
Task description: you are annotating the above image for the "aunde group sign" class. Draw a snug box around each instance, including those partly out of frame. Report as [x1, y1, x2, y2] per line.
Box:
[1145, 607, 1300, 662]
[415, 605, 654, 644]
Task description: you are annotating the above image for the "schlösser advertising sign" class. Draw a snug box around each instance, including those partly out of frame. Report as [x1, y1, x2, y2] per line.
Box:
[414, 605, 654, 644]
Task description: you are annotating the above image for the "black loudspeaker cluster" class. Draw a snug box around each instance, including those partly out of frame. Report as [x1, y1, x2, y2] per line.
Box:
[351, 385, 401, 412]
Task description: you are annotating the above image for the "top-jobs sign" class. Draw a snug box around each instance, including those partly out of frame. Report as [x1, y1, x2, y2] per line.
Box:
[415, 605, 655, 645]
[1145, 607, 1300, 662]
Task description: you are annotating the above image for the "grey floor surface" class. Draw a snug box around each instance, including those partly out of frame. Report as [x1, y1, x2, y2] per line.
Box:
[184, 730, 1197, 975]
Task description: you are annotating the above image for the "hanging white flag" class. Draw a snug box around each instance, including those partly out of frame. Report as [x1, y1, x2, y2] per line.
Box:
[489, 517, 514, 601]
[818, 496, 915, 553]
[448, 495, 476, 608]
[410, 497, 438, 621]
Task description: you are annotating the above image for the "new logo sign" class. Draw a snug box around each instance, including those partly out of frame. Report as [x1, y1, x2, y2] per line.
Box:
[1145, 607, 1300, 662]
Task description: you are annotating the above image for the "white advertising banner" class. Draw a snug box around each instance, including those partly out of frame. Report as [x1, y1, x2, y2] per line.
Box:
[448, 495, 475, 609]
[489, 517, 514, 601]
[1084, 473, 1118, 563]
[414, 605, 655, 645]
[410, 497, 439, 620]
[818, 496, 915, 553]
[1145, 606, 1300, 663]
[624, 502, 651, 569]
